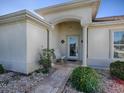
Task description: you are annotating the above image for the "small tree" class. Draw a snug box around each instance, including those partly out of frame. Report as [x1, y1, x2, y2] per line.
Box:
[39, 49, 55, 73]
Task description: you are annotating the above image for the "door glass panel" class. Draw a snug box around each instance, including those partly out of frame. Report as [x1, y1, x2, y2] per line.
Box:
[68, 36, 78, 57]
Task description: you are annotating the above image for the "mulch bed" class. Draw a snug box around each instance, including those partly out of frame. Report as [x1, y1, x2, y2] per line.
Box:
[112, 76, 124, 85]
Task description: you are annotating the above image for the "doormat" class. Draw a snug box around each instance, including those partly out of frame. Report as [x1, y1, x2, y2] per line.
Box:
[67, 59, 77, 62]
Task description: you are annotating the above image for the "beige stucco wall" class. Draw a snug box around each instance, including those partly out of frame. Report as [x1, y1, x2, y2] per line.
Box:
[40, 7, 92, 25]
[26, 20, 47, 74]
[53, 21, 82, 60]
[49, 25, 61, 59]
[88, 24, 124, 68]
[0, 18, 48, 74]
[0, 21, 27, 73]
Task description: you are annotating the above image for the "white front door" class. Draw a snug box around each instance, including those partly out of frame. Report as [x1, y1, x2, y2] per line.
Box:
[67, 36, 79, 59]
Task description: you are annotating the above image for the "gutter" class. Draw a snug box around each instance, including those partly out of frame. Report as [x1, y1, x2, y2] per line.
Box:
[90, 20, 124, 27]
[0, 9, 51, 28]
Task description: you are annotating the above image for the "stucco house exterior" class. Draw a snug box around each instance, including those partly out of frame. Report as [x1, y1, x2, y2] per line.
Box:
[0, 0, 124, 74]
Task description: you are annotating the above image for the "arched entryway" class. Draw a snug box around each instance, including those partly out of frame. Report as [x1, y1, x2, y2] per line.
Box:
[49, 19, 83, 61]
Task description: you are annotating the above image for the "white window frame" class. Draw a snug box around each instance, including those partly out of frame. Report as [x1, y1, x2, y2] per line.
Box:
[111, 29, 124, 61]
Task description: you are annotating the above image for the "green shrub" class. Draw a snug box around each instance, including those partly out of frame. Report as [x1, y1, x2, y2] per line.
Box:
[110, 61, 124, 80]
[0, 64, 4, 74]
[70, 67, 100, 93]
[39, 49, 54, 73]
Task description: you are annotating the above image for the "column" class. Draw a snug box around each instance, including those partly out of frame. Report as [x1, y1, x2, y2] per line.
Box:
[82, 25, 88, 66]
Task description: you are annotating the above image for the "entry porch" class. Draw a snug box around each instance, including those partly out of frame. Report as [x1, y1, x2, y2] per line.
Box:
[49, 20, 88, 66]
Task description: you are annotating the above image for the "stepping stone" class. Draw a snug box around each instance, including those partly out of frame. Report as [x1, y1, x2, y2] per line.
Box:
[31, 66, 74, 93]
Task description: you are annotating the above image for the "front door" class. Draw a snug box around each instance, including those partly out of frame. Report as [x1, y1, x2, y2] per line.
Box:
[67, 36, 79, 60]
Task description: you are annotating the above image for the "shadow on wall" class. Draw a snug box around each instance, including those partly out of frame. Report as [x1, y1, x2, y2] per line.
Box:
[87, 59, 111, 69]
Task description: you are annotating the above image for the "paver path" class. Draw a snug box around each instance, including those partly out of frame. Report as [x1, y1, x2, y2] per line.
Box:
[31, 65, 74, 93]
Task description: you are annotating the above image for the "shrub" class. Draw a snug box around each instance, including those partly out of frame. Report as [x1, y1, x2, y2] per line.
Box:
[39, 49, 54, 73]
[70, 67, 100, 93]
[0, 64, 4, 74]
[110, 61, 124, 80]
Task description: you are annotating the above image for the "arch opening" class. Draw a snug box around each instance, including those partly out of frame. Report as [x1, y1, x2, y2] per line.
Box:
[50, 19, 82, 61]
[50, 15, 81, 25]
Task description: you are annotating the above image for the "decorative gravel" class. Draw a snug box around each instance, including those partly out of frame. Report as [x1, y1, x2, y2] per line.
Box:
[63, 69, 124, 93]
[97, 69, 124, 93]
[0, 69, 55, 93]
[63, 84, 83, 93]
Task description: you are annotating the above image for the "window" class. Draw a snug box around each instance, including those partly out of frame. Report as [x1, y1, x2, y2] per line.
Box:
[113, 31, 124, 58]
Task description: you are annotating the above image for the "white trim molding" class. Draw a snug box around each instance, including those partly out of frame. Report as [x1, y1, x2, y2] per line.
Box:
[35, 0, 100, 19]
[110, 29, 124, 61]
[0, 10, 51, 28]
[90, 20, 124, 27]
[51, 15, 81, 25]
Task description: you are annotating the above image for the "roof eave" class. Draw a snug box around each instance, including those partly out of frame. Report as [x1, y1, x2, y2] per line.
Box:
[35, 0, 100, 19]
[90, 20, 124, 27]
[0, 10, 51, 28]
[92, 0, 100, 19]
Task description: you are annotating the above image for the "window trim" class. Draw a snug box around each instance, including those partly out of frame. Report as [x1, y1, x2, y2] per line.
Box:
[111, 29, 124, 60]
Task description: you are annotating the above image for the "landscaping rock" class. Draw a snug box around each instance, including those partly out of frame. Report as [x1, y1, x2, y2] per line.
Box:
[0, 69, 55, 93]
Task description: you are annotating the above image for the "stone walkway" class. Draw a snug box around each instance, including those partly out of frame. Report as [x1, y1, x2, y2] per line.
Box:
[31, 64, 74, 93]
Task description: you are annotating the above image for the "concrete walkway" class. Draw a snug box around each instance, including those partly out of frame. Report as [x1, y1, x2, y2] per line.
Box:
[31, 64, 74, 93]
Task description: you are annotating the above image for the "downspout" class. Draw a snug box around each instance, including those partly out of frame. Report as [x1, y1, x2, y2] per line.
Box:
[47, 29, 49, 49]
[87, 27, 88, 58]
